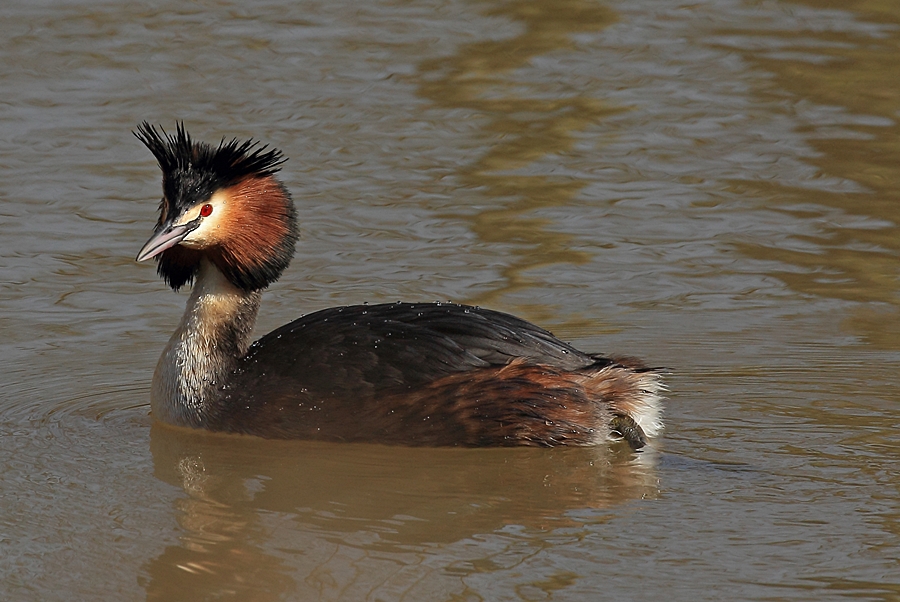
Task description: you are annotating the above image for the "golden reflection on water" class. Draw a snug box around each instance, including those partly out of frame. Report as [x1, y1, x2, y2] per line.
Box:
[417, 0, 620, 313]
[705, 2, 900, 562]
[720, 1, 900, 345]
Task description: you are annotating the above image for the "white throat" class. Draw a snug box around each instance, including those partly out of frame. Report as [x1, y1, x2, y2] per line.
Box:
[150, 258, 261, 428]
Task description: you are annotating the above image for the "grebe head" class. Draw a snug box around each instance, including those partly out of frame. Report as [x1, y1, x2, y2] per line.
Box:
[134, 122, 299, 292]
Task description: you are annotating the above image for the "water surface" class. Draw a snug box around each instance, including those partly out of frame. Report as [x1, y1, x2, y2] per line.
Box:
[1, 0, 899, 600]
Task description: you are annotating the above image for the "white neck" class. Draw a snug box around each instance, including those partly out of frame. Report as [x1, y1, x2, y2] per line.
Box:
[151, 258, 261, 428]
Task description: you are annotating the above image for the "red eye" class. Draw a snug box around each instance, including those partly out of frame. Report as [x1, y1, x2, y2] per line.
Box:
[200, 204, 213, 217]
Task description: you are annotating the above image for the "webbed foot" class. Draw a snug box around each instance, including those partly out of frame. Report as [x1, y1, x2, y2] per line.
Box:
[610, 414, 647, 450]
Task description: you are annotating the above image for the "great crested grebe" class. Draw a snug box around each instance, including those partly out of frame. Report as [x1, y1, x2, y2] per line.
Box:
[134, 123, 664, 448]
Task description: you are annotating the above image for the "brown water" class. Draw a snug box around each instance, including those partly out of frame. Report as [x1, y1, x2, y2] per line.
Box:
[2, 0, 899, 599]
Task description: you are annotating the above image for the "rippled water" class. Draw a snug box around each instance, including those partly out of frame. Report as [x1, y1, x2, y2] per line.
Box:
[2, 0, 900, 600]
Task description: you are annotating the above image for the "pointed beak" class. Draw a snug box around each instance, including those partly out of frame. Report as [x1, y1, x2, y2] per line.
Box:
[136, 221, 197, 262]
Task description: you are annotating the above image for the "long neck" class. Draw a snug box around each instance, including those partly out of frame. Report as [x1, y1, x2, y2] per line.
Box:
[151, 258, 261, 428]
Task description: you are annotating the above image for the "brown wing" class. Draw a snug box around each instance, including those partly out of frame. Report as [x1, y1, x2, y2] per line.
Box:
[234, 302, 600, 396]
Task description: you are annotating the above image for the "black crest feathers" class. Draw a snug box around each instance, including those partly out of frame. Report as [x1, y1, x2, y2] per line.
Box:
[134, 122, 286, 187]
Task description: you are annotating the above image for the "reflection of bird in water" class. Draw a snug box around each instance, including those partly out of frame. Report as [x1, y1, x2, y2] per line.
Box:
[134, 123, 664, 448]
[144, 424, 661, 601]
